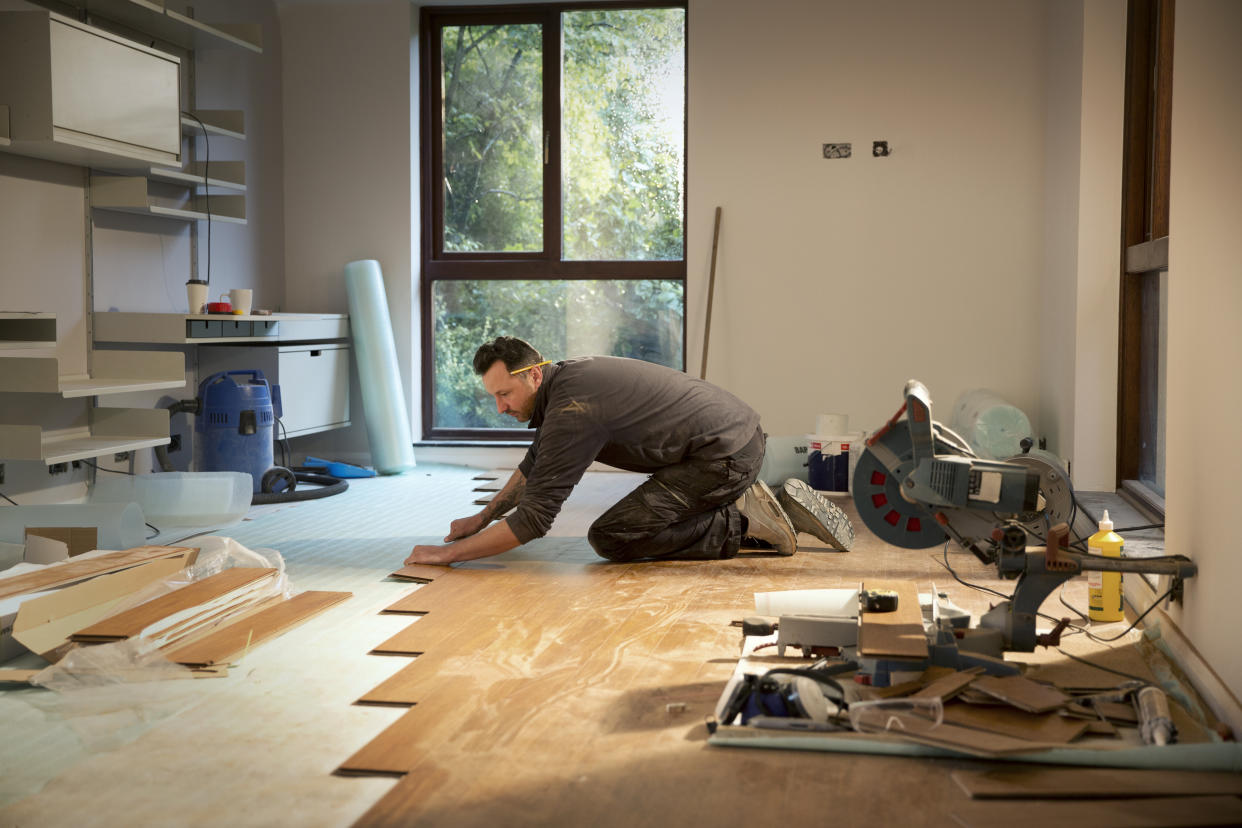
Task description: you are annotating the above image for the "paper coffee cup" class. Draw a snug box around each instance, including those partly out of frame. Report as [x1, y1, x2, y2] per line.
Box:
[186, 280, 207, 314]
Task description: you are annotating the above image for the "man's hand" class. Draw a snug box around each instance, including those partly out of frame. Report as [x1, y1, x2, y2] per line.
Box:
[403, 520, 523, 568]
[405, 544, 454, 566]
[445, 513, 487, 542]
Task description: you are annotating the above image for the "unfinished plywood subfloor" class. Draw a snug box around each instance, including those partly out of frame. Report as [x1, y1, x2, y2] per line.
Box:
[342, 492, 1219, 826]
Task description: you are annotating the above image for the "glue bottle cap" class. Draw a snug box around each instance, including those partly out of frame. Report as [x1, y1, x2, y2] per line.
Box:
[1099, 510, 1113, 532]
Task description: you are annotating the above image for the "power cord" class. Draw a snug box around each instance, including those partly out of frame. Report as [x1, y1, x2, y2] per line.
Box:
[81, 459, 133, 475]
[1, 491, 18, 505]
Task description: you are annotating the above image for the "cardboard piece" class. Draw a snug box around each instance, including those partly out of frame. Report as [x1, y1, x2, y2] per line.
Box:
[25, 527, 97, 559]
[70, 567, 276, 642]
[12, 554, 193, 659]
[0, 668, 39, 683]
[971, 674, 1069, 713]
[857, 579, 927, 659]
[22, 534, 69, 565]
[165, 590, 351, 666]
[952, 767, 1242, 800]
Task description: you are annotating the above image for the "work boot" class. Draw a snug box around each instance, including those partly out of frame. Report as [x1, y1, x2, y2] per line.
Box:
[777, 479, 856, 551]
[737, 481, 797, 556]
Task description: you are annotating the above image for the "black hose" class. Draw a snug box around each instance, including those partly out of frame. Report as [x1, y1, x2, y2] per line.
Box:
[251, 470, 348, 504]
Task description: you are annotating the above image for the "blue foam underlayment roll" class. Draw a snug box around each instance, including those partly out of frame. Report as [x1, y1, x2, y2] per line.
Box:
[344, 259, 416, 475]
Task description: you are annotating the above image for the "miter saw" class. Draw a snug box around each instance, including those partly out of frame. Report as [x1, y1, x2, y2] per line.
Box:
[850, 380, 1198, 669]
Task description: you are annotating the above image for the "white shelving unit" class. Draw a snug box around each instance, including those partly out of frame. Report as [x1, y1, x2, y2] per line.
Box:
[146, 161, 246, 194]
[0, 351, 185, 398]
[0, 313, 57, 353]
[181, 110, 246, 141]
[0, 315, 178, 464]
[0, 409, 171, 465]
[91, 174, 247, 224]
[34, 0, 263, 54]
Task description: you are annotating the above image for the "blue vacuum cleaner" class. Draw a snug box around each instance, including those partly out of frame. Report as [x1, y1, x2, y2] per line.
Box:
[156, 370, 348, 504]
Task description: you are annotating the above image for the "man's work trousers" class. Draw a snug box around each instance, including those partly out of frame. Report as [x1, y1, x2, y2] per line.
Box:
[587, 426, 765, 562]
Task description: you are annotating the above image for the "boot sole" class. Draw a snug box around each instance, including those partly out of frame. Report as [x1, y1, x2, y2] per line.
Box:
[778, 479, 855, 551]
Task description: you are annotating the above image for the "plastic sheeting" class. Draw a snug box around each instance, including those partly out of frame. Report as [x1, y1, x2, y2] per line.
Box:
[344, 259, 416, 475]
[949, 388, 1033, 459]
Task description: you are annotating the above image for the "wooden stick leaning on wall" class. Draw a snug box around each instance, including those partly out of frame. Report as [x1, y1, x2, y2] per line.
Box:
[700, 206, 722, 380]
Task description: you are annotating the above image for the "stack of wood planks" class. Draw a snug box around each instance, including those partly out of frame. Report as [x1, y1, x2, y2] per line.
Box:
[1, 545, 350, 677]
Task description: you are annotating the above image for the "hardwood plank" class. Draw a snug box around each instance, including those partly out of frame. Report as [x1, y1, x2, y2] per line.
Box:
[858, 579, 927, 659]
[388, 564, 448, 584]
[952, 767, 1242, 800]
[165, 590, 351, 666]
[971, 675, 1069, 714]
[941, 702, 1089, 743]
[911, 668, 982, 701]
[951, 796, 1242, 828]
[0, 545, 197, 602]
[70, 568, 276, 641]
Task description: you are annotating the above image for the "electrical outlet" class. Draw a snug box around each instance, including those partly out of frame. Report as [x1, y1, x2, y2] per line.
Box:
[823, 142, 851, 159]
[114, 452, 130, 462]
[872, 140, 891, 157]
[0, 463, 5, 485]
[169, 434, 182, 453]
[49, 462, 69, 475]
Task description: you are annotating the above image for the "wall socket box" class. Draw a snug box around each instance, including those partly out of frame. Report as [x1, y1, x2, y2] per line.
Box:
[823, 142, 852, 159]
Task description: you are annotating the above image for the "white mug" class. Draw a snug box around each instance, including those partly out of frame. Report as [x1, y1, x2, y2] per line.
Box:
[229, 288, 254, 315]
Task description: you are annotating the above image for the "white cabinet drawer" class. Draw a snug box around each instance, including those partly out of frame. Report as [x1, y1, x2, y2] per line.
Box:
[198, 344, 351, 438]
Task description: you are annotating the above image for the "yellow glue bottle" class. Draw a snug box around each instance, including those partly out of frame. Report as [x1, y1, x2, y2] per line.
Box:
[1087, 510, 1124, 622]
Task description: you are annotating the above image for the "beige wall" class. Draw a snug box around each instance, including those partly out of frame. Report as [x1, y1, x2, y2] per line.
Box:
[278, 0, 417, 456]
[686, 0, 1046, 443]
[1164, 0, 1242, 710]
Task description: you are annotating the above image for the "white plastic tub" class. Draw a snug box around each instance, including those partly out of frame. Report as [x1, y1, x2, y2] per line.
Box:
[89, 471, 251, 528]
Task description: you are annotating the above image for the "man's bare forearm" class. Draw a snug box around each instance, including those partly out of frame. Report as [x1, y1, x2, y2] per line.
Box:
[479, 469, 526, 524]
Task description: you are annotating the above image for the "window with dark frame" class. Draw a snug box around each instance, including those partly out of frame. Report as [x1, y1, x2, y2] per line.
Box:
[419, 3, 688, 441]
[1118, 0, 1173, 515]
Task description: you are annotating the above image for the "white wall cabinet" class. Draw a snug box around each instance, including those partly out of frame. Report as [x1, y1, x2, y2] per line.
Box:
[0, 10, 182, 170]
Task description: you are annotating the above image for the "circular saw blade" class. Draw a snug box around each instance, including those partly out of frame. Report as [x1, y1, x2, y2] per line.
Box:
[851, 425, 950, 549]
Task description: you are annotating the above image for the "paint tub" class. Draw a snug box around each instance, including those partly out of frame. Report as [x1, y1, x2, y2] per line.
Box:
[807, 433, 863, 496]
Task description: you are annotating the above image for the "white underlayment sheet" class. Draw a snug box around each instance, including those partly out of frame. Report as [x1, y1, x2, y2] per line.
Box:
[0, 464, 644, 827]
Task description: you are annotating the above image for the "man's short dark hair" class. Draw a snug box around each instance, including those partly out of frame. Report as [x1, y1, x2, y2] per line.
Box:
[473, 336, 544, 375]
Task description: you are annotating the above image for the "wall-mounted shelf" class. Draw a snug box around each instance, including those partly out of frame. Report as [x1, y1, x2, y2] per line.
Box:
[147, 161, 246, 193]
[33, 0, 263, 54]
[0, 351, 185, 398]
[95, 313, 349, 345]
[90, 175, 246, 224]
[0, 313, 57, 352]
[181, 110, 245, 141]
[0, 408, 170, 465]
